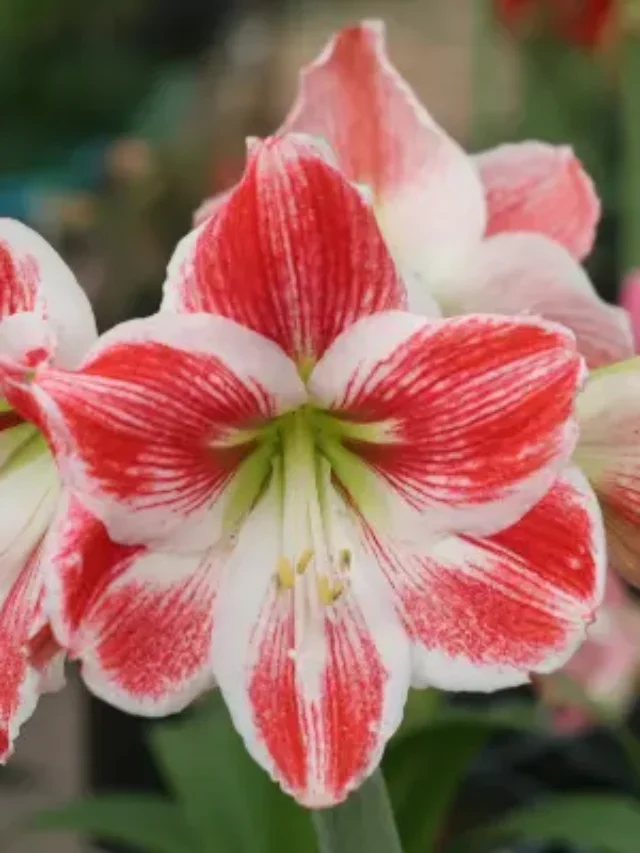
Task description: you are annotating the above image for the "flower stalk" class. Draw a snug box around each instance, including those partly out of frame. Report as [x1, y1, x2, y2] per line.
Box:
[311, 769, 404, 853]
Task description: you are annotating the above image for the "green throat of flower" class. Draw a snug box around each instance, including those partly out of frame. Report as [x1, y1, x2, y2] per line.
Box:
[223, 405, 385, 607]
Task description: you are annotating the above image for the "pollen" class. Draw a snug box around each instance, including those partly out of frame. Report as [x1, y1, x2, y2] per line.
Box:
[276, 556, 296, 590]
[318, 575, 346, 606]
[296, 548, 314, 574]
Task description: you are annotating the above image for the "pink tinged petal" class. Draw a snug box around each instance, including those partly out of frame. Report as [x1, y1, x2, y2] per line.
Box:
[16, 313, 306, 546]
[0, 219, 97, 368]
[281, 21, 486, 288]
[43, 496, 216, 715]
[475, 142, 600, 261]
[544, 572, 640, 729]
[309, 310, 584, 537]
[575, 360, 640, 584]
[193, 189, 233, 227]
[620, 270, 640, 350]
[361, 468, 605, 692]
[439, 232, 633, 369]
[212, 482, 411, 807]
[162, 134, 406, 363]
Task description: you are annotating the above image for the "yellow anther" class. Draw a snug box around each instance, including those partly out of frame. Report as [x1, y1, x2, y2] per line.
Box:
[338, 548, 352, 572]
[318, 575, 333, 605]
[318, 576, 346, 606]
[276, 556, 296, 590]
[296, 549, 314, 575]
[330, 579, 345, 603]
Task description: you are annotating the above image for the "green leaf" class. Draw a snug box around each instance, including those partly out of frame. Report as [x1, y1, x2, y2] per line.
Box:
[29, 794, 195, 853]
[150, 695, 315, 853]
[463, 795, 640, 853]
[387, 698, 539, 853]
[386, 723, 487, 853]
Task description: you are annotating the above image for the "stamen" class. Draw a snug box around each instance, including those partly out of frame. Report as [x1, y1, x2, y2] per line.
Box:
[296, 548, 314, 574]
[317, 575, 346, 606]
[338, 548, 352, 572]
[276, 556, 296, 590]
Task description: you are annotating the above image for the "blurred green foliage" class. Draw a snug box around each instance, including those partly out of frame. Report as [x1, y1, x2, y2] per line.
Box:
[0, 0, 155, 171]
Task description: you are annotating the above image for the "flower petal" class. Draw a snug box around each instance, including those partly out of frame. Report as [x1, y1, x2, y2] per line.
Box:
[620, 270, 640, 350]
[193, 189, 233, 227]
[42, 495, 216, 715]
[0, 441, 60, 758]
[435, 232, 633, 369]
[0, 219, 97, 368]
[11, 312, 306, 546]
[162, 134, 405, 363]
[361, 468, 605, 691]
[212, 480, 411, 807]
[474, 142, 600, 260]
[309, 310, 584, 537]
[281, 21, 486, 287]
[575, 359, 640, 584]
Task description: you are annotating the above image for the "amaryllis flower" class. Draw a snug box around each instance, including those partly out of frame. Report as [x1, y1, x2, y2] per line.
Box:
[496, 0, 614, 49]
[0, 219, 96, 757]
[5, 135, 604, 805]
[537, 573, 640, 732]
[197, 21, 631, 370]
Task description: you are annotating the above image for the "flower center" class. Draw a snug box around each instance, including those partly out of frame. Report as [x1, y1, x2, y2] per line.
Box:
[276, 407, 353, 609]
[221, 405, 380, 608]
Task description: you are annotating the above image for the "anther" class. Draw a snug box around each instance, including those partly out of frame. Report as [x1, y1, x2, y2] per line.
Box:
[338, 548, 352, 572]
[318, 576, 346, 606]
[296, 548, 314, 575]
[276, 556, 296, 590]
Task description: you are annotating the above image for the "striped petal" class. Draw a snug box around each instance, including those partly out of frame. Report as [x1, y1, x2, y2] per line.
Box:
[280, 21, 486, 287]
[8, 312, 306, 546]
[309, 310, 584, 537]
[362, 468, 605, 691]
[0, 435, 60, 758]
[474, 142, 600, 261]
[576, 358, 640, 585]
[0, 219, 97, 368]
[42, 496, 216, 715]
[163, 134, 406, 364]
[212, 479, 411, 807]
[434, 232, 633, 369]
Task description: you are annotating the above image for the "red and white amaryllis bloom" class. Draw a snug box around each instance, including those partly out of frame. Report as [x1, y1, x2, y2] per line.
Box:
[0, 219, 96, 758]
[8, 136, 604, 806]
[196, 20, 631, 370]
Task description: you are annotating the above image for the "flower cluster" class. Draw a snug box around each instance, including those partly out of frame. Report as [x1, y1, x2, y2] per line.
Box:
[0, 20, 636, 808]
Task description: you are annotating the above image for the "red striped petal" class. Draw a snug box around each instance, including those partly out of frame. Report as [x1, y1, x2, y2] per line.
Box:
[475, 142, 600, 261]
[212, 484, 410, 807]
[12, 313, 306, 546]
[310, 310, 584, 536]
[0, 542, 59, 760]
[0, 219, 96, 368]
[163, 134, 406, 363]
[362, 469, 604, 691]
[280, 21, 486, 286]
[44, 496, 216, 714]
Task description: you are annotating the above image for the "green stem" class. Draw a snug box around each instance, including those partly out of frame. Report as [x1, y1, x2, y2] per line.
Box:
[311, 770, 403, 853]
[620, 33, 640, 272]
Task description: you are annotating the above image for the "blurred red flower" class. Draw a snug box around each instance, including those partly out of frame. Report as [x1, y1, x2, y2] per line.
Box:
[496, 0, 614, 48]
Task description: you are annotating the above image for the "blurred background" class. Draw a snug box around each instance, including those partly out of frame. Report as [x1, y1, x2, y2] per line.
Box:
[2, 0, 640, 851]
